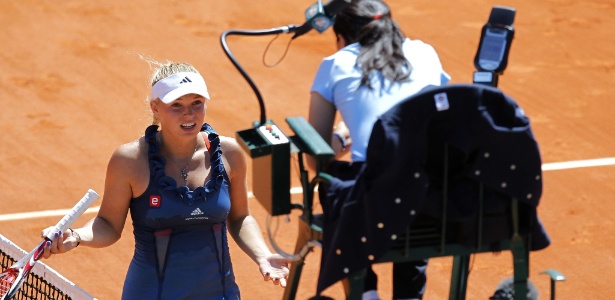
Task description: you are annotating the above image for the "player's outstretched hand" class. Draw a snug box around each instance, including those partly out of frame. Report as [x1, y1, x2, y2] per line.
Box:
[259, 253, 290, 288]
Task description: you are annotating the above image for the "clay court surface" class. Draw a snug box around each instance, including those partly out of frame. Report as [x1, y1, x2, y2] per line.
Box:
[1, 0, 614, 299]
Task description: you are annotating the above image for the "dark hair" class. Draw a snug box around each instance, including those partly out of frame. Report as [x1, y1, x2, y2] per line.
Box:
[333, 0, 410, 88]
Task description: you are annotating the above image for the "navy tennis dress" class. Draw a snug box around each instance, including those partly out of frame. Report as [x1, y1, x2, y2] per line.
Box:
[122, 124, 240, 300]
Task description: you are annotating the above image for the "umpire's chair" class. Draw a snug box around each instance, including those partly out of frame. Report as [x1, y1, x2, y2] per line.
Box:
[283, 84, 556, 300]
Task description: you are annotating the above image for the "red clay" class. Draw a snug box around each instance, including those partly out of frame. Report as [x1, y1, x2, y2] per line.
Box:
[1, 0, 614, 299]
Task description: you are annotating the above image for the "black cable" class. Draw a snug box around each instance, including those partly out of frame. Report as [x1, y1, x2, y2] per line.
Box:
[219, 25, 298, 126]
[262, 34, 294, 68]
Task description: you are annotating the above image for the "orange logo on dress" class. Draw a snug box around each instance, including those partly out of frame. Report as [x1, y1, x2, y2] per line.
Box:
[150, 195, 161, 207]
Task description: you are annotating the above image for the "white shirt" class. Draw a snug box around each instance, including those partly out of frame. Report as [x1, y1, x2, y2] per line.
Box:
[311, 38, 449, 161]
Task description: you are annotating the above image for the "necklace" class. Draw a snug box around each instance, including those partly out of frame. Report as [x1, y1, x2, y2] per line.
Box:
[160, 134, 199, 183]
[169, 144, 198, 182]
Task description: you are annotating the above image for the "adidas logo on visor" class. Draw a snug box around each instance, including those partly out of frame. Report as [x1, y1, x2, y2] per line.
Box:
[151, 71, 210, 104]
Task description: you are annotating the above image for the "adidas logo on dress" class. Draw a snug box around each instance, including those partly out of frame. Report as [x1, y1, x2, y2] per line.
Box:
[191, 208, 204, 216]
[180, 77, 192, 84]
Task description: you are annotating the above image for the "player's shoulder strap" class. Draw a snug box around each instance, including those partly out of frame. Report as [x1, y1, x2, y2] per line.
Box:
[200, 123, 217, 152]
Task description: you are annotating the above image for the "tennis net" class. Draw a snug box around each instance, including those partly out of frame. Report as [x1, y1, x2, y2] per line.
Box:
[0, 234, 96, 300]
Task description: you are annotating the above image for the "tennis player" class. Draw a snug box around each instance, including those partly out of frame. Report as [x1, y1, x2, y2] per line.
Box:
[41, 61, 289, 299]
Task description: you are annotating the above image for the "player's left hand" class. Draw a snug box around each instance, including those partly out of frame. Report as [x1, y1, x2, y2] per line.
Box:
[259, 253, 290, 288]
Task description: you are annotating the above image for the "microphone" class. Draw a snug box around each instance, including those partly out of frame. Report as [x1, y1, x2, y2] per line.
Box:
[292, 0, 351, 39]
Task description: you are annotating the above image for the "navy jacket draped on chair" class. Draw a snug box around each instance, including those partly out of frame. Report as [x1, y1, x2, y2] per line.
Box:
[316, 84, 551, 295]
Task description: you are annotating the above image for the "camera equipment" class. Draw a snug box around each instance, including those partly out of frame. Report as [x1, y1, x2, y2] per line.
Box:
[473, 6, 516, 87]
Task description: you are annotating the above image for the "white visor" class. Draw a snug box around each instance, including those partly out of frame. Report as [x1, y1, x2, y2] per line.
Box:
[151, 72, 210, 103]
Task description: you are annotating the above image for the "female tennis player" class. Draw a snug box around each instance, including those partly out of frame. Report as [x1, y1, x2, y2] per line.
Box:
[41, 61, 289, 299]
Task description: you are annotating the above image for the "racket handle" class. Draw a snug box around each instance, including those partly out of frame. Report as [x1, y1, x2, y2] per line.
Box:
[44, 189, 100, 240]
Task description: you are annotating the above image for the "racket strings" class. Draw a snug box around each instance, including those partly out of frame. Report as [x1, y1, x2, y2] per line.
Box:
[0, 250, 72, 299]
[0, 269, 18, 296]
[0, 270, 17, 297]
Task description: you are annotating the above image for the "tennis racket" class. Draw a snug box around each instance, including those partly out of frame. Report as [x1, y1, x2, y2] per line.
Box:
[0, 189, 100, 300]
